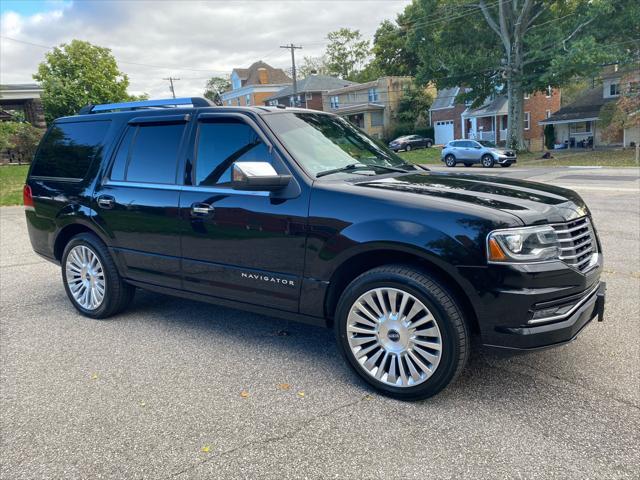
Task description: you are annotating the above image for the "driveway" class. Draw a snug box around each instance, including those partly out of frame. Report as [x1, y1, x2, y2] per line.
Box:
[1, 167, 638, 479]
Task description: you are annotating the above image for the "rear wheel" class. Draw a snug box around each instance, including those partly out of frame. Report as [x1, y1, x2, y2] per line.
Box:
[61, 233, 135, 319]
[335, 265, 470, 400]
[425, 140, 433, 148]
[406, 144, 412, 152]
[444, 154, 457, 167]
[481, 154, 495, 168]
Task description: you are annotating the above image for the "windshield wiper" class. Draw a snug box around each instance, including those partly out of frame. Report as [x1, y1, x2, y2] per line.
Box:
[316, 163, 411, 178]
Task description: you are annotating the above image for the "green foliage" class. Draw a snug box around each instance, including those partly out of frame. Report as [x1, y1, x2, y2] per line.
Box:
[544, 124, 556, 149]
[298, 56, 330, 78]
[204, 77, 231, 105]
[396, 87, 433, 127]
[370, 19, 418, 77]
[0, 122, 44, 163]
[325, 28, 371, 80]
[33, 39, 134, 122]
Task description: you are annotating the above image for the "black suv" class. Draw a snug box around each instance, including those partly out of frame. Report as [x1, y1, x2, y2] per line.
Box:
[24, 97, 606, 400]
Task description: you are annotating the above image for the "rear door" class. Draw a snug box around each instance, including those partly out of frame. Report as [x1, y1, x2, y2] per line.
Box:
[92, 114, 191, 289]
[178, 113, 308, 312]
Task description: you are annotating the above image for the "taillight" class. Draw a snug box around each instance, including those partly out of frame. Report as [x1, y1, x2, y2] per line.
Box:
[23, 184, 34, 209]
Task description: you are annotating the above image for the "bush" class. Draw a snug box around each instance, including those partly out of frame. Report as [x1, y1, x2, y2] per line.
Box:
[0, 122, 44, 163]
[544, 124, 555, 150]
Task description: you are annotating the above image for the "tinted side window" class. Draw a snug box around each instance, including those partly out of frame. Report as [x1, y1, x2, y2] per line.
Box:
[31, 121, 110, 179]
[110, 123, 185, 184]
[449, 141, 460, 148]
[195, 120, 271, 186]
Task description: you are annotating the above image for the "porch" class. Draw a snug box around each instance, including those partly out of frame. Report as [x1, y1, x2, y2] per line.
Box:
[463, 114, 508, 144]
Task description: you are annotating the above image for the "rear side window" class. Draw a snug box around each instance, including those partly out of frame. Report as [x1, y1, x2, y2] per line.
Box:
[31, 121, 110, 179]
[195, 120, 271, 186]
[110, 123, 186, 184]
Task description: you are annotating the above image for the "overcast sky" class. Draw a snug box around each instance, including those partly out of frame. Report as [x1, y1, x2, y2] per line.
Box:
[1, 0, 411, 98]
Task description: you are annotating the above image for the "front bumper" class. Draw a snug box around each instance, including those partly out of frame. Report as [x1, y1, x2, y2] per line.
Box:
[484, 281, 605, 350]
[497, 155, 517, 163]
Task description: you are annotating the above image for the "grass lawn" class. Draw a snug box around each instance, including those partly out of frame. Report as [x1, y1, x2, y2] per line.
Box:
[0, 164, 29, 206]
[398, 146, 639, 168]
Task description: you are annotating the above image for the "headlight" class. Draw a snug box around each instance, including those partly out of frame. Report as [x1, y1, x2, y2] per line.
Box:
[487, 225, 560, 263]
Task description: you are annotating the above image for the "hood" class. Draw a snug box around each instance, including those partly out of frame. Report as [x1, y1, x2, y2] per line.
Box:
[353, 172, 589, 225]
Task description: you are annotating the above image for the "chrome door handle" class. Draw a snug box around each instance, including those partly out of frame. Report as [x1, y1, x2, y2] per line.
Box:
[97, 195, 115, 209]
[191, 203, 214, 216]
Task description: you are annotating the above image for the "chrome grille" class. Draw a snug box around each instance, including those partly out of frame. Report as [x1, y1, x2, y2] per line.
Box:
[551, 217, 597, 272]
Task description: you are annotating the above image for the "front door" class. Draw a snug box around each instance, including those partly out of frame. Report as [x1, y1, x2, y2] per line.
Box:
[178, 113, 308, 312]
[92, 114, 191, 289]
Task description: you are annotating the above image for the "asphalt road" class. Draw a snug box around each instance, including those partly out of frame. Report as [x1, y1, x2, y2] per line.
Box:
[1, 167, 639, 479]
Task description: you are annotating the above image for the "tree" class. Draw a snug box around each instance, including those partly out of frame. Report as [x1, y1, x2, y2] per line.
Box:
[298, 56, 330, 78]
[325, 28, 371, 80]
[204, 76, 231, 105]
[33, 40, 135, 122]
[600, 72, 640, 143]
[403, 0, 639, 150]
[370, 20, 418, 77]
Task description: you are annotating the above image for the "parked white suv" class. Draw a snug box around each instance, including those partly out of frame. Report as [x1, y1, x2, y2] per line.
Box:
[441, 140, 517, 168]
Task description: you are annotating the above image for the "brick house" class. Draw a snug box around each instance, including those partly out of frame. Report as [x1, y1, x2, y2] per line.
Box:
[220, 61, 291, 107]
[321, 76, 414, 139]
[0, 84, 46, 128]
[264, 74, 356, 110]
[429, 86, 560, 150]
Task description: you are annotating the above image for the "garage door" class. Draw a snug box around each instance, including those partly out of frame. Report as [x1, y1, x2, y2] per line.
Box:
[434, 120, 454, 145]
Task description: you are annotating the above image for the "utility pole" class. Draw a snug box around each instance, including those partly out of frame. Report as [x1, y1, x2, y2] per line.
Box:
[280, 43, 303, 103]
[163, 77, 180, 98]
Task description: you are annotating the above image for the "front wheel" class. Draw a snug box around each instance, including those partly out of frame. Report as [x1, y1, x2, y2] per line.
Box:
[481, 154, 495, 168]
[444, 154, 457, 167]
[405, 144, 412, 152]
[425, 141, 433, 148]
[335, 265, 470, 400]
[62, 233, 135, 319]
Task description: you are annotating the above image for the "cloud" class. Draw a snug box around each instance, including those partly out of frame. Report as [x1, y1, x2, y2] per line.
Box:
[1, 0, 410, 98]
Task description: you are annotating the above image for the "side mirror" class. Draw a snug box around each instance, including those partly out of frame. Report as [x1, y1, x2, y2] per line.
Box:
[231, 162, 291, 192]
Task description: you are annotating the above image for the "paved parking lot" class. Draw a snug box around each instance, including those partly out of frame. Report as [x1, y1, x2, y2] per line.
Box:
[1, 167, 639, 479]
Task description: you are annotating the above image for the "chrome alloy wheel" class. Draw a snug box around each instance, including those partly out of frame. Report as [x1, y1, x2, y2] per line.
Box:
[346, 287, 443, 387]
[65, 245, 106, 310]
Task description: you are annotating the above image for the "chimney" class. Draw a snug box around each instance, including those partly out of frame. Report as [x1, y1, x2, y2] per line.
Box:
[257, 68, 269, 85]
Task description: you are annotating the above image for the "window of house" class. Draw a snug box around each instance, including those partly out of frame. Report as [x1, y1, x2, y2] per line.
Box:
[609, 83, 620, 96]
[195, 119, 272, 186]
[111, 123, 186, 184]
[569, 122, 592, 134]
[236, 98, 241, 106]
[546, 110, 551, 119]
[32, 121, 111, 179]
[368, 88, 379, 102]
[290, 96, 296, 107]
[305, 92, 312, 101]
[524, 112, 530, 130]
[330, 96, 339, 109]
[524, 92, 530, 100]
[227, 100, 232, 106]
[245, 94, 251, 106]
[370, 111, 384, 127]
[546, 86, 552, 98]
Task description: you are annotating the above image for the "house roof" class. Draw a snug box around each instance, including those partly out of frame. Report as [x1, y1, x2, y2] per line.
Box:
[464, 95, 508, 117]
[265, 75, 357, 101]
[231, 61, 291, 88]
[332, 102, 385, 115]
[541, 87, 615, 124]
[0, 83, 42, 92]
[430, 87, 460, 110]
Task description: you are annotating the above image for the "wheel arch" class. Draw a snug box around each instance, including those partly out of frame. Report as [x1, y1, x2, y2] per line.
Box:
[324, 247, 480, 335]
[53, 221, 109, 261]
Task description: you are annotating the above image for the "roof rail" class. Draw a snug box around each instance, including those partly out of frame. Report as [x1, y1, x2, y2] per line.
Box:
[78, 97, 214, 115]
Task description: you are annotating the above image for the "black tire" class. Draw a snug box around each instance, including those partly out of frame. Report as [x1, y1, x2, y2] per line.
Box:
[464, 163, 473, 167]
[406, 144, 412, 152]
[444, 154, 457, 167]
[481, 154, 495, 168]
[61, 233, 135, 319]
[334, 265, 470, 401]
[426, 140, 433, 148]
[500, 163, 511, 168]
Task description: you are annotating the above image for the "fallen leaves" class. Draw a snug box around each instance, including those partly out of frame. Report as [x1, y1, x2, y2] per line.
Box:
[276, 383, 290, 391]
[90, 373, 98, 380]
[201, 445, 211, 453]
[297, 391, 305, 398]
[239, 390, 250, 398]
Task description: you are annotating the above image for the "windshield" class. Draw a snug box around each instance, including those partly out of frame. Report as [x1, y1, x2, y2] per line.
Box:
[478, 140, 497, 148]
[263, 112, 415, 177]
